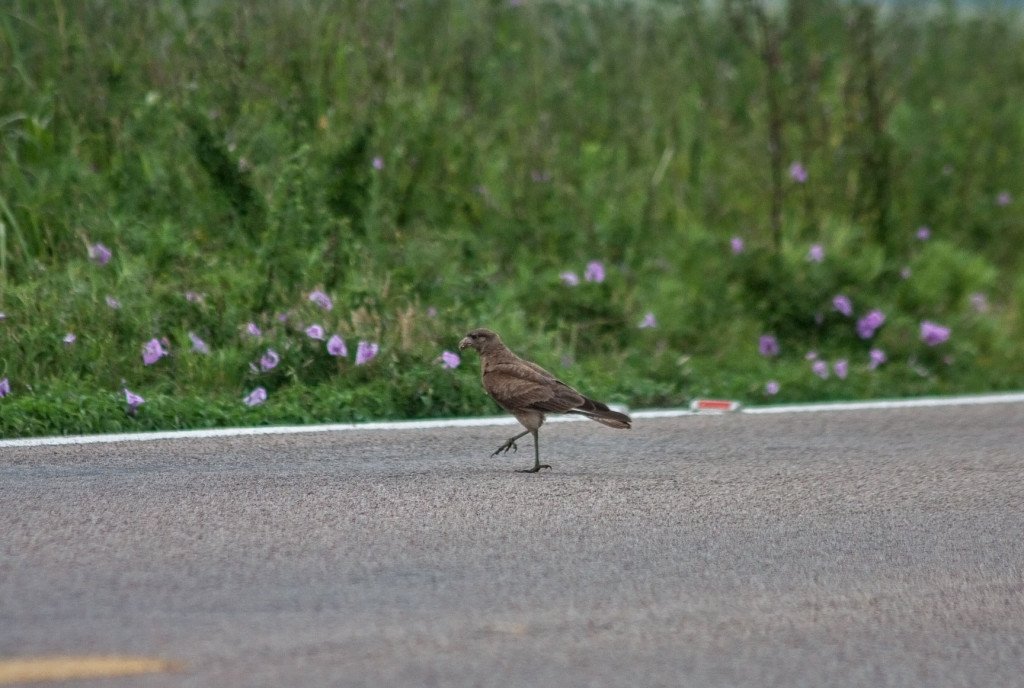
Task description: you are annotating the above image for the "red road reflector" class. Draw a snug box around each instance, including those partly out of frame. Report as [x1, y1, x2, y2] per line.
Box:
[690, 399, 742, 413]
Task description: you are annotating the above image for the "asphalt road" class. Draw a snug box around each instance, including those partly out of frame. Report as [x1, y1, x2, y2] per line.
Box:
[2, 402, 1023, 687]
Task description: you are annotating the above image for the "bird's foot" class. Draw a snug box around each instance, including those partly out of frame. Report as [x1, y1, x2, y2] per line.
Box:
[492, 438, 519, 456]
[516, 464, 552, 473]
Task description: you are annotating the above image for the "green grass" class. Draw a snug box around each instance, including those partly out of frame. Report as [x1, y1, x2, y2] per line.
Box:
[2, 0, 1023, 438]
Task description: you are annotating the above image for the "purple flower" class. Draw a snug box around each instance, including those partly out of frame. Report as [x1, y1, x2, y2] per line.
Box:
[63, 333, 76, 345]
[327, 335, 347, 357]
[189, 332, 210, 355]
[833, 359, 849, 380]
[730, 237, 745, 255]
[856, 309, 886, 339]
[142, 338, 168, 365]
[869, 348, 887, 370]
[765, 380, 780, 396]
[560, 271, 580, 286]
[0, 377, 10, 398]
[372, 156, 384, 170]
[996, 191, 1012, 207]
[789, 162, 808, 183]
[308, 290, 333, 311]
[184, 291, 204, 304]
[305, 324, 325, 340]
[355, 340, 379, 365]
[426, 306, 438, 318]
[124, 388, 145, 412]
[812, 360, 829, 379]
[105, 295, 121, 309]
[89, 243, 112, 265]
[259, 349, 280, 371]
[439, 350, 460, 369]
[920, 321, 951, 346]
[807, 244, 825, 263]
[832, 294, 853, 317]
[584, 260, 606, 283]
[245, 322, 262, 337]
[244, 387, 268, 407]
[916, 225, 931, 241]
[969, 292, 990, 313]
[638, 312, 657, 329]
[758, 334, 780, 357]
[805, 350, 819, 361]
[863, 309, 886, 329]
[900, 266, 912, 280]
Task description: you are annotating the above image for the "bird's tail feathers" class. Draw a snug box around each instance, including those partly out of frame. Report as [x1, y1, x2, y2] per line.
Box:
[573, 397, 632, 429]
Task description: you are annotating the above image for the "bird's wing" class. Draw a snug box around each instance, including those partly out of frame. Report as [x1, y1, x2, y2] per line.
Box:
[520, 358, 557, 379]
[483, 361, 585, 413]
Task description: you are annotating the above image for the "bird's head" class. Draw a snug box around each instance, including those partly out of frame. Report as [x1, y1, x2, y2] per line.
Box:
[458, 328, 501, 353]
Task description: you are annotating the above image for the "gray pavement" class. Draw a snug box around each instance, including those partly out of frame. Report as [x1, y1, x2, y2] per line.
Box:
[2, 402, 1023, 687]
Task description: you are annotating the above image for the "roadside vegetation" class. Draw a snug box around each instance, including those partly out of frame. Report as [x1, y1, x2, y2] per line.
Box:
[1, 0, 1022, 437]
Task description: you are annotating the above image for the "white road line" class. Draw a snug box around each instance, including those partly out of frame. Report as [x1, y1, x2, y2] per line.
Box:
[742, 391, 1024, 414]
[1, 391, 1022, 449]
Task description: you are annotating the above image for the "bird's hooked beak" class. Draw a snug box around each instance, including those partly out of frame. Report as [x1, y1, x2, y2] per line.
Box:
[458, 336, 471, 351]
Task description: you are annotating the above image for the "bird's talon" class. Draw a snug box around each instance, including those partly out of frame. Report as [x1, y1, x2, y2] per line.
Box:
[492, 439, 518, 456]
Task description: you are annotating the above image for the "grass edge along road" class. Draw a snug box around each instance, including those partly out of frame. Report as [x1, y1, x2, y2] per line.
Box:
[3, 391, 1023, 449]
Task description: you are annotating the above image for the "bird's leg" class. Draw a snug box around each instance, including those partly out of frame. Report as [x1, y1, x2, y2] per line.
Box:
[493, 429, 530, 456]
[516, 430, 551, 473]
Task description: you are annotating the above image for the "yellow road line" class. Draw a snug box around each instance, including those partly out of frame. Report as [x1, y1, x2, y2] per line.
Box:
[0, 656, 177, 684]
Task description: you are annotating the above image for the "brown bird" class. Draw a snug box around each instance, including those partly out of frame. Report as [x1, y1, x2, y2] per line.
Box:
[458, 328, 631, 473]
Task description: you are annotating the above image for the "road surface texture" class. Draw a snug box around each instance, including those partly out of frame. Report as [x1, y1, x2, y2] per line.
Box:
[2, 401, 1023, 687]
